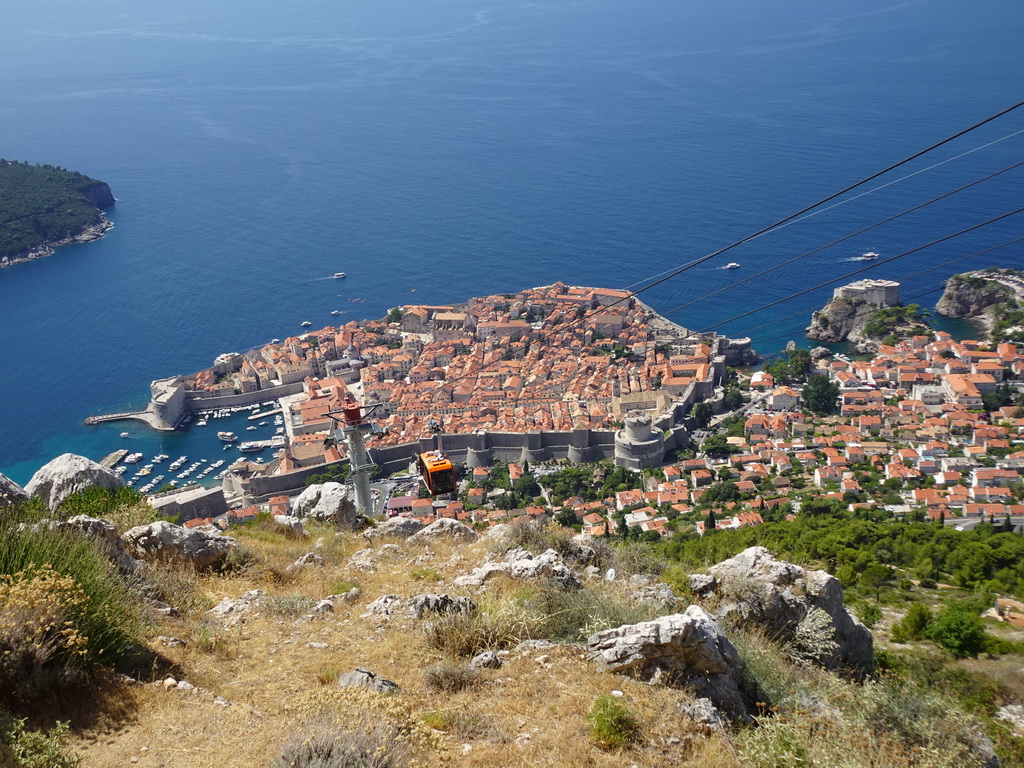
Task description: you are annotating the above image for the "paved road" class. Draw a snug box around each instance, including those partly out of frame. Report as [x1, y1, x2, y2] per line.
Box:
[943, 515, 1024, 532]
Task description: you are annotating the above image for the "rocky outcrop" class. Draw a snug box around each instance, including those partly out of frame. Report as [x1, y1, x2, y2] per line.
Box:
[807, 298, 929, 353]
[337, 667, 399, 694]
[52, 515, 143, 575]
[806, 297, 872, 343]
[0, 471, 28, 506]
[293, 482, 359, 528]
[453, 547, 581, 589]
[937, 273, 1011, 318]
[695, 546, 873, 671]
[936, 273, 1013, 340]
[587, 606, 749, 719]
[409, 518, 478, 543]
[365, 516, 425, 539]
[24, 453, 124, 511]
[124, 521, 238, 571]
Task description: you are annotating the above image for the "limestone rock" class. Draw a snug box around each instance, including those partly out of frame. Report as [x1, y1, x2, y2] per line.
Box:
[410, 518, 478, 543]
[408, 593, 476, 620]
[209, 590, 265, 622]
[337, 667, 399, 694]
[689, 573, 718, 595]
[454, 548, 580, 589]
[25, 453, 124, 511]
[0, 471, 27, 506]
[587, 606, 749, 719]
[293, 482, 359, 528]
[346, 544, 402, 573]
[53, 515, 143, 575]
[273, 515, 305, 534]
[365, 516, 425, 539]
[470, 651, 502, 669]
[285, 552, 324, 575]
[997, 704, 1024, 736]
[704, 546, 873, 671]
[363, 594, 404, 617]
[678, 697, 728, 733]
[125, 521, 237, 571]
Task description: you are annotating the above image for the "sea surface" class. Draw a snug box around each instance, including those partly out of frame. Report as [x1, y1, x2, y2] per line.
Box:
[2, 0, 1023, 484]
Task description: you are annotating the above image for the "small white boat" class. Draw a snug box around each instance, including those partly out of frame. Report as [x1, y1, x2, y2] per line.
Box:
[334, 272, 347, 279]
[331, 310, 341, 315]
[120, 432, 130, 438]
[300, 320, 312, 327]
[861, 251, 880, 260]
[725, 262, 740, 269]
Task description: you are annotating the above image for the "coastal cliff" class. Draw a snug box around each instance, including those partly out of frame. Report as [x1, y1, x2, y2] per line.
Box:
[0, 159, 115, 268]
[807, 297, 930, 352]
[936, 269, 1024, 342]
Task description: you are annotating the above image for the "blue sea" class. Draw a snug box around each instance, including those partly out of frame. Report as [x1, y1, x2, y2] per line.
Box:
[1, 0, 1023, 484]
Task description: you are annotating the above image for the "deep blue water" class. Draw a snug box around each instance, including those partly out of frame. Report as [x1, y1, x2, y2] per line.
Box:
[2, 0, 1023, 484]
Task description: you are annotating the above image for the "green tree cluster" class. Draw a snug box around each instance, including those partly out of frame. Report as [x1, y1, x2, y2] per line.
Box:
[0, 160, 112, 260]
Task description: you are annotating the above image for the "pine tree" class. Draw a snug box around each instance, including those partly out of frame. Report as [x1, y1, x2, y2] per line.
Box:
[706, 508, 717, 532]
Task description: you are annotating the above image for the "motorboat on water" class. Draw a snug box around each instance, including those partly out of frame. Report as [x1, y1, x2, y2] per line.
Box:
[861, 251, 880, 260]
[333, 272, 347, 279]
[217, 431, 238, 442]
[331, 310, 341, 315]
[120, 432, 129, 438]
[725, 262, 740, 269]
[300, 320, 312, 327]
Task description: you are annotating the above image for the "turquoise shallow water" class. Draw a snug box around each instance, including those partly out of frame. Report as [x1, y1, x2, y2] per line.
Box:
[1, 0, 1023, 484]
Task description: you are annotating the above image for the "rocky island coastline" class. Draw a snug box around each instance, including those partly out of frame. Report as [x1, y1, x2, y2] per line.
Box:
[806, 278, 930, 353]
[0, 159, 115, 269]
[936, 268, 1024, 341]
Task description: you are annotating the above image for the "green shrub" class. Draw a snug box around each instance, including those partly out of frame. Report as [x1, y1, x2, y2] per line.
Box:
[587, 695, 640, 749]
[423, 661, 478, 693]
[266, 594, 316, 619]
[0, 517, 142, 706]
[926, 606, 987, 658]
[272, 723, 409, 768]
[0, 716, 81, 768]
[891, 603, 932, 643]
[409, 568, 441, 583]
[857, 602, 882, 629]
[423, 610, 523, 657]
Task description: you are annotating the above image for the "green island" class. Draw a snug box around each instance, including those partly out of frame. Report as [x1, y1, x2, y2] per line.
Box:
[0, 160, 114, 267]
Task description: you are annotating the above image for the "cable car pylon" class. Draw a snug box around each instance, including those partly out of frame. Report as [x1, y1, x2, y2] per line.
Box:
[327, 398, 382, 520]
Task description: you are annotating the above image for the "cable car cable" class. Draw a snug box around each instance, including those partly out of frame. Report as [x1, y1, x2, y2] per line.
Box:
[659, 159, 1024, 318]
[694, 206, 1024, 334]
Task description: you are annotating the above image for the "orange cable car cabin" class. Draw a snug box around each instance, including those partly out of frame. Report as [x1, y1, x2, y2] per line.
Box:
[417, 451, 456, 496]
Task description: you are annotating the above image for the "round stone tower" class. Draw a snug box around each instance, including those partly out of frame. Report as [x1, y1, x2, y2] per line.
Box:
[614, 412, 665, 469]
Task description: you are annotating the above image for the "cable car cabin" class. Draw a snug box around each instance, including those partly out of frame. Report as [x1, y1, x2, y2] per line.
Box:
[417, 451, 456, 496]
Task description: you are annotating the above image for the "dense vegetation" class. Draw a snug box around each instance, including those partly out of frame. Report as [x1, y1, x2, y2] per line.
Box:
[658, 513, 1024, 597]
[0, 160, 113, 261]
[861, 303, 927, 340]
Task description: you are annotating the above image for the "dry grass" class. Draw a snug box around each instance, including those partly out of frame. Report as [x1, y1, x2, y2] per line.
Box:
[66, 525, 739, 768]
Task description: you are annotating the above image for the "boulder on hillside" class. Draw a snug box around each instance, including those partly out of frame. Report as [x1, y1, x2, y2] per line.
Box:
[293, 482, 359, 528]
[0, 471, 28, 506]
[124, 520, 238, 571]
[365, 516, 425, 539]
[699, 546, 873, 671]
[408, 593, 476, 620]
[409, 518, 478, 543]
[587, 606, 749, 720]
[25, 453, 124, 511]
[337, 667, 399, 694]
